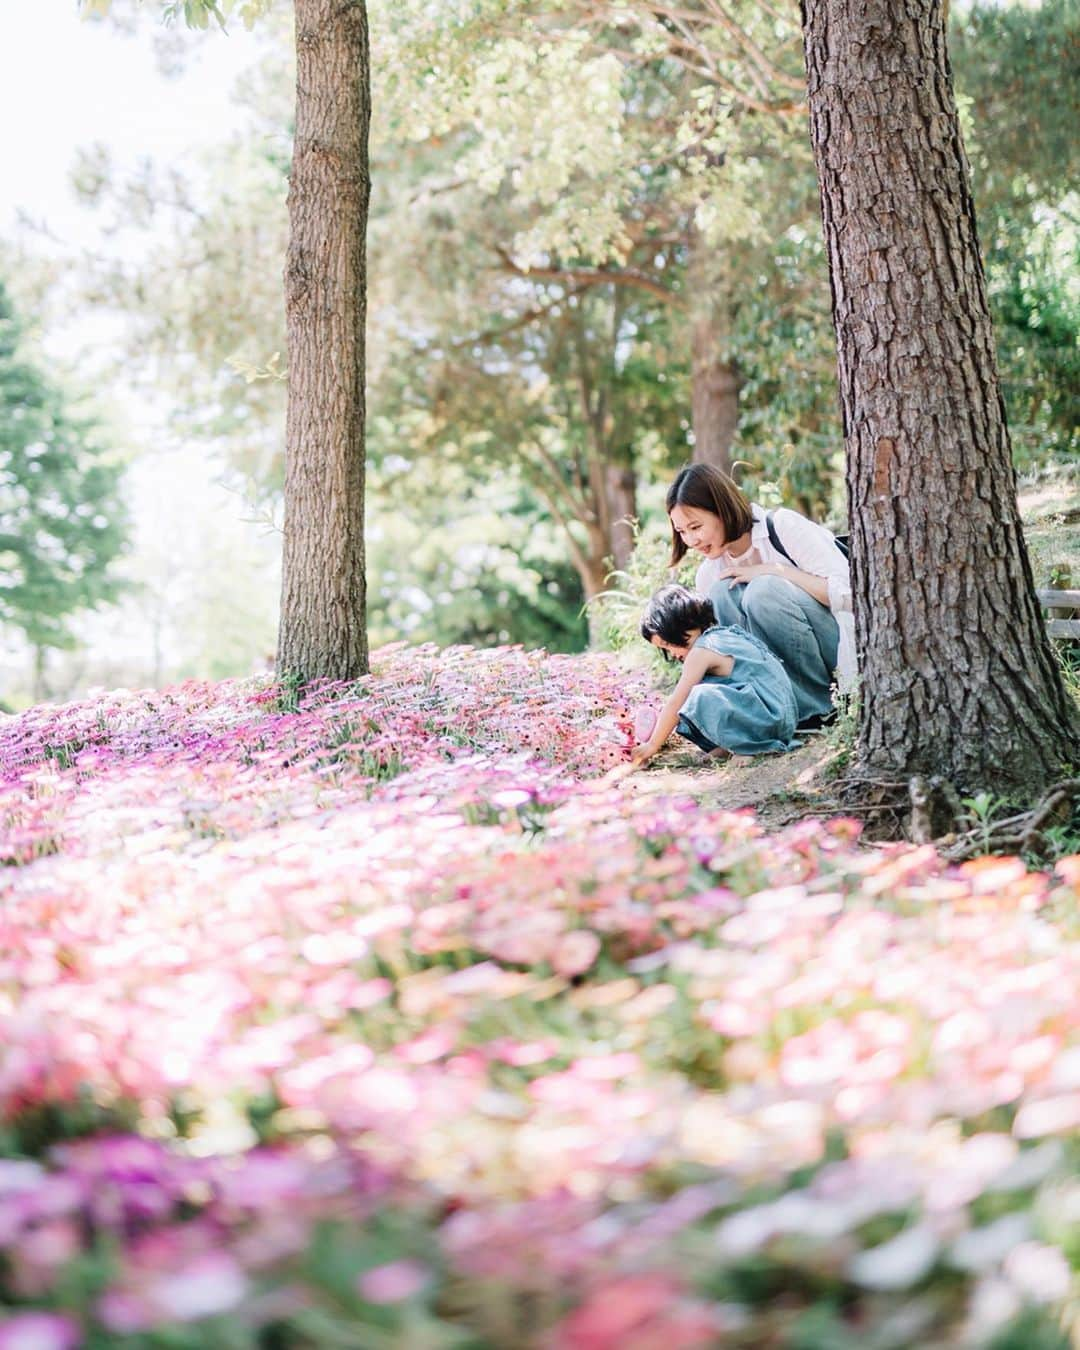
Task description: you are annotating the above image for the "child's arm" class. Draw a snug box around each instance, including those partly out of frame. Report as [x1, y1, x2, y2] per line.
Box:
[632, 646, 734, 764]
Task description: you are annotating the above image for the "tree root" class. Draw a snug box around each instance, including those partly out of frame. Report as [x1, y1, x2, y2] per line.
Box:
[937, 778, 1080, 863]
[787, 767, 1080, 862]
[763, 772, 912, 840]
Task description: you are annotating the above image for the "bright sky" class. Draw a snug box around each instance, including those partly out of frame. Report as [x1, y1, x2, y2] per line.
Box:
[0, 3, 281, 700]
[0, 2, 263, 240]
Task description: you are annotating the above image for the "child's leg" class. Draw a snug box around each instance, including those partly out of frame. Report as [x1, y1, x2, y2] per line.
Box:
[676, 714, 719, 754]
[681, 680, 795, 757]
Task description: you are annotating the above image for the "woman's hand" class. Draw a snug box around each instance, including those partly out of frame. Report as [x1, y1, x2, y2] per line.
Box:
[631, 740, 661, 766]
[718, 559, 830, 606]
[717, 562, 784, 587]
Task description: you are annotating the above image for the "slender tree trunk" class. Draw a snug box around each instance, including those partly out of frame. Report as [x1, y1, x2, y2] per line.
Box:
[578, 537, 613, 649]
[801, 0, 1077, 791]
[546, 486, 632, 647]
[31, 645, 48, 704]
[604, 462, 637, 574]
[277, 0, 370, 682]
[691, 316, 740, 474]
[687, 227, 740, 473]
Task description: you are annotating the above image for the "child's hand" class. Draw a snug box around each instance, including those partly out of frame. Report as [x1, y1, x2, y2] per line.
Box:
[631, 741, 658, 766]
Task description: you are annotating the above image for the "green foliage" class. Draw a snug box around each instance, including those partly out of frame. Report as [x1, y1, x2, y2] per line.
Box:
[369, 0, 843, 507]
[985, 1307, 1072, 1350]
[60, 0, 1080, 669]
[961, 789, 1011, 852]
[952, 0, 1080, 467]
[0, 281, 128, 649]
[726, 228, 846, 523]
[589, 520, 692, 660]
[368, 467, 589, 653]
[952, 0, 1080, 209]
[162, 0, 227, 27]
[820, 682, 859, 776]
[987, 220, 1080, 466]
[83, 0, 274, 30]
[785, 1304, 862, 1350]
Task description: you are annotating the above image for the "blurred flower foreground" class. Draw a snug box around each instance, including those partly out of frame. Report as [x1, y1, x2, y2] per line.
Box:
[0, 642, 1077, 1350]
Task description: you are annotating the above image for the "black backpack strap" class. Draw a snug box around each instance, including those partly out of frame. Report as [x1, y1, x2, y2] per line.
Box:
[766, 508, 850, 563]
[765, 510, 797, 566]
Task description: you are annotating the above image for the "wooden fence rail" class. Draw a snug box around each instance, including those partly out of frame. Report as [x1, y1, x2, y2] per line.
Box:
[1035, 589, 1080, 640]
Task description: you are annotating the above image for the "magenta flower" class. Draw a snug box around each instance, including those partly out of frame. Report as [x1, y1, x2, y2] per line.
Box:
[0, 642, 1074, 1345]
[0, 1313, 81, 1350]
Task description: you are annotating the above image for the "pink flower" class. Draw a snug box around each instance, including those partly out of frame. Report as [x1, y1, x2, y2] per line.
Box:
[357, 1259, 430, 1304]
[552, 1275, 717, 1350]
[552, 930, 601, 978]
[1004, 1242, 1072, 1303]
[143, 1252, 249, 1322]
[0, 1314, 81, 1350]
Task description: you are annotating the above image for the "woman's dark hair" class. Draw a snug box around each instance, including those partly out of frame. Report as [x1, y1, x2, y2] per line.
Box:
[640, 584, 716, 652]
[666, 463, 754, 567]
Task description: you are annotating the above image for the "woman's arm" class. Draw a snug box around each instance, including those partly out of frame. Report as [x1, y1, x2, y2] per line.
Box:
[632, 646, 733, 764]
[715, 558, 830, 606]
[720, 508, 849, 611]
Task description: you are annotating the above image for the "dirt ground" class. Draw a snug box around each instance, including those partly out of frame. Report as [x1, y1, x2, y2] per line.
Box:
[619, 732, 844, 829]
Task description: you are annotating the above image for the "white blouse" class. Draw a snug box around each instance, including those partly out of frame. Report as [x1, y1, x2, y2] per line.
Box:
[694, 504, 857, 691]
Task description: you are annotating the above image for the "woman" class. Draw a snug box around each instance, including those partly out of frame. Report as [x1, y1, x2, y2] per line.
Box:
[666, 463, 855, 728]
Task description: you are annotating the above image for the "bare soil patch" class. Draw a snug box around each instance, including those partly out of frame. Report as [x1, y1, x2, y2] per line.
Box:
[622, 731, 845, 830]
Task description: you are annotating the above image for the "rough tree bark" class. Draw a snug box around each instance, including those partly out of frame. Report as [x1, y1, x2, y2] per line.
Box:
[801, 0, 1077, 792]
[277, 0, 370, 681]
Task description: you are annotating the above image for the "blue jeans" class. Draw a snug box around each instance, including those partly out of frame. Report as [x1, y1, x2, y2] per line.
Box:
[707, 575, 839, 723]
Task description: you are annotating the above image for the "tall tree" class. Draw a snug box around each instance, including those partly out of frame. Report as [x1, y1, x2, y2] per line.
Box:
[0, 281, 127, 670]
[800, 0, 1078, 793]
[278, 0, 370, 679]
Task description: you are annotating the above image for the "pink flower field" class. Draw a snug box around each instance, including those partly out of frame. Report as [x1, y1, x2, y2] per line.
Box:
[0, 642, 1077, 1349]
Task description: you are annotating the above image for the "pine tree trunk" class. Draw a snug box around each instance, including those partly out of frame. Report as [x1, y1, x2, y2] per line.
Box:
[277, 0, 370, 682]
[801, 0, 1077, 792]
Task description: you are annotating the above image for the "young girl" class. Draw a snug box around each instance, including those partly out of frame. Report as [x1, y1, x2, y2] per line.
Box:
[632, 584, 799, 765]
[666, 463, 854, 729]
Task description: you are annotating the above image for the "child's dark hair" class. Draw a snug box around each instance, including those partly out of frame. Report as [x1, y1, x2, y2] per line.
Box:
[666, 463, 754, 567]
[640, 584, 716, 651]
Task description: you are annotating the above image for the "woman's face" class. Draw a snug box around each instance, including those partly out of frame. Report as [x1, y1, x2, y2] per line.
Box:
[669, 504, 727, 559]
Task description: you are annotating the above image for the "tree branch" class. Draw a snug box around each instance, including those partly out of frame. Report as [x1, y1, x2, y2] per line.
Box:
[529, 436, 597, 525]
[452, 282, 592, 349]
[528, 474, 591, 578]
[697, 0, 806, 94]
[494, 245, 680, 306]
